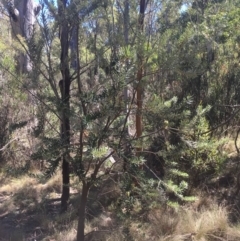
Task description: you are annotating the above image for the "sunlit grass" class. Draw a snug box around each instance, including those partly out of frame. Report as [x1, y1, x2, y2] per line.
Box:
[1, 171, 240, 241]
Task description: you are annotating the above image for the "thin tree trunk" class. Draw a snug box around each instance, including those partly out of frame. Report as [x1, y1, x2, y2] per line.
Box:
[77, 182, 90, 241]
[136, 70, 143, 140]
[123, 0, 130, 133]
[136, 0, 146, 154]
[61, 154, 70, 210]
[59, 0, 71, 212]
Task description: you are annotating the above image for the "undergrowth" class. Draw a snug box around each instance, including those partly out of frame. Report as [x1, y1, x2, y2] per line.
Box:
[0, 169, 240, 241]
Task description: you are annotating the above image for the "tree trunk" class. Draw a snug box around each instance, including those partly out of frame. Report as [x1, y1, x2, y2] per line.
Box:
[58, 0, 108, 214]
[6, 0, 41, 132]
[61, 153, 70, 210]
[136, 0, 146, 154]
[77, 182, 90, 241]
[6, 0, 41, 74]
[123, 0, 130, 133]
[58, 0, 71, 212]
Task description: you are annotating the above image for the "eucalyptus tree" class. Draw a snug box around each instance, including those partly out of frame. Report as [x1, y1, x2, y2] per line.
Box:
[0, 1, 221, 241]
[28, 0, 135, 239]
[4, 0, 41, 73]
[0, 12, 12, 163]
[40, 0, 111, 212]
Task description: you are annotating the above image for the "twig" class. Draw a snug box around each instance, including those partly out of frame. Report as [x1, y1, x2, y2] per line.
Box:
[207, 233, 226, 241]
[201, 107, 240, 135]
[84, 229, 111, 238]
[235, 128, 240, 154]
[162, 233, 196, 241]
[0, 137, 19, 152]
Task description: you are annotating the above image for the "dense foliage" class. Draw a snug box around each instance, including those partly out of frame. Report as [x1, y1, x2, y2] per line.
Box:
[1, 0, 240, 240]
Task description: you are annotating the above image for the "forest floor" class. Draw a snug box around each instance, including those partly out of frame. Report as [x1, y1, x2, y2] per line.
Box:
[1, 142, 240, 240]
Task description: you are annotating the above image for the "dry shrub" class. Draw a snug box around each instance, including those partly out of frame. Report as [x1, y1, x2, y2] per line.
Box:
[122, 201, 240, 241]
[0, 172, 63, 215]
[221, 139, 240, 157]
[52, 226, 77, 241]
[1, 173, 240, 241]
[0, 175, 38, 194]
[148, 207, 179, 236]
[44, 170, 62, 193]
[128, 222, 155, 241]
[191, 196, 213, 211]
[90, 213, 115, 228]
[163, 202, 240, 241]
[59, 200, 240, 241]
[0, 197, 15, 215]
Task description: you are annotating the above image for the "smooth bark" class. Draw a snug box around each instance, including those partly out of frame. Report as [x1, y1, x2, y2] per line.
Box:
[6, 0, 41, 73]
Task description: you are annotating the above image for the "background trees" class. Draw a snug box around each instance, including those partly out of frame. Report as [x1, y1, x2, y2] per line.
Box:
[1, 0, 240, 240]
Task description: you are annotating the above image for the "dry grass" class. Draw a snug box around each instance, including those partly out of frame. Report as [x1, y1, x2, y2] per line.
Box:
[175, 206, 228, 240]
[0, 175, 38, 194]
[221, 138, 240, 157]
[0, 170, 62, 196]
[0, 173, 62, 215]
[44, 170, 62, 193]
[1, 173, 240, 241]
[148, 203, 240, 241]
[83, 200, 240, 241]
[51, 227, 77, 241]
[52, 202, 240, 241]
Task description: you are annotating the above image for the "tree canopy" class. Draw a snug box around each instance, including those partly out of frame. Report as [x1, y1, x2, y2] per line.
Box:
[1, 0, 240, 240]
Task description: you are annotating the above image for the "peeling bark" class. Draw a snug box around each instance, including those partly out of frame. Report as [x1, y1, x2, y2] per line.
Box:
[6, 0, 41, 73]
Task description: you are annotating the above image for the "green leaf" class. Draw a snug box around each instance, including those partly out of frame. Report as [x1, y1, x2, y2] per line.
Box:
[91, 146, 108, 159]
